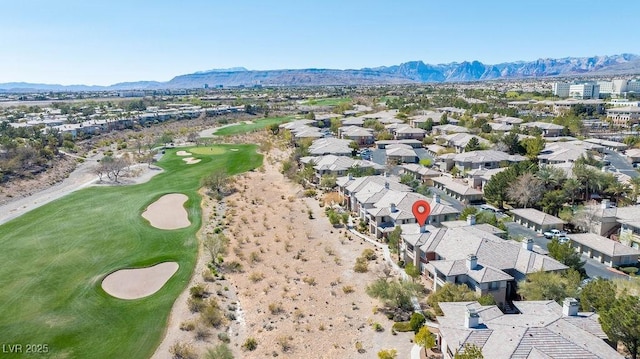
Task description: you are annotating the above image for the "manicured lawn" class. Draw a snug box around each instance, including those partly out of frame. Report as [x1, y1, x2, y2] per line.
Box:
[304, 97, 351, 106]
[0, 144, 262, 359]
[213, 116, 292, 136]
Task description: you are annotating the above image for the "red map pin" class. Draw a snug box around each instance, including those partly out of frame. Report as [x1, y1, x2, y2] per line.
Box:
[412, 200, 431, 227]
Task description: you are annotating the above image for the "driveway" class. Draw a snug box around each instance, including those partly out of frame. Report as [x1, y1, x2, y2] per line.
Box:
[605, 149, 638, 178]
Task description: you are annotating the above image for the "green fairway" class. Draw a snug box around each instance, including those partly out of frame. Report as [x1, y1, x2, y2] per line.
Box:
[304, 97, 351, 106]
[213, 116, 292, 136]
[0, 144, 263, 359]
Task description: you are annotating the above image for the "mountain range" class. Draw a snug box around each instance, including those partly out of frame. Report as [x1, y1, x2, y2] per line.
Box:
[2, 54, 639, 92]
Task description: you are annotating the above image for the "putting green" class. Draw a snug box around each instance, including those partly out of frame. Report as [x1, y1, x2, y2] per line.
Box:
[0, 144, 263, 359]
[190, 147, 227, 155]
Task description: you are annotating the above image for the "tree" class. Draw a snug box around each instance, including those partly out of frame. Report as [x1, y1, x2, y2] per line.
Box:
[484, 169, 516, 208]
[580, 278, 616, 312]
[507, 172, 544, 208]
[366, 278, 423, 311]
[563, 178, 581, 205]
[501, 132, 522, 155]
[405, 263, 420, 282]
[630, 176, 640, 203]
[203, 233, 228, 265]
[547, 238, 584, 272]
[600, 294, 640, 359]
[187, 132, 200, 145]
[100, 155, 131, 183]
[521, 136, 546, 160]
[540, 190, 568, 216]
[464, 137, 481, 152]
[454, 343, 484, 359]
[414, 326, 436, 356]
[517, 270, 580, 303]
[202, 169, 231, 195]
[606, 181, 631, 206]
[377, 349, 398, 359]
[387, 226, 402, 258]
[427, 283, 478, 315]
[320, 174, 337, 189]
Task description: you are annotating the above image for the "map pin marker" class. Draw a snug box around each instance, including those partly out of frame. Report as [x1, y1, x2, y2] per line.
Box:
[412, 200, 431, 227]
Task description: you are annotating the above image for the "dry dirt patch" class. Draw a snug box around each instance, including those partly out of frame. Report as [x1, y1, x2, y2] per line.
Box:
[142, 193, 190, 230]
[102, 262, 179, 299]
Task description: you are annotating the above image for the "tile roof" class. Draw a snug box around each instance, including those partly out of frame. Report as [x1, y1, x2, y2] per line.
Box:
[568, 233, 640, 257]
[510, 208, 565, 226]
[308, 138, 353, 156]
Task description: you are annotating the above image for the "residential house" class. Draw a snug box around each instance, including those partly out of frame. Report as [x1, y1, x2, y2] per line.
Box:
[538, 142, 601, 165]
[401, 222, 567, 307]
[584, 138, 628, 152]
[410, 111, 445, 127]
[366, 192, 460, 238]
[436, 150, 526, 172]
[341, 116, 365, 126]
[568, 233, 640, 267]
[626, 148, 640, 163]
[487, 122, 513, 133]
[299, 155, 384, 183]
[510, 208, 565, 233]
[391, 125, 426, 140]
[308, 138, 354, 156]
[375, 139, 423, 149]
[437, 299, 622, 359]
[493, 116, 524, 125]
[520, 121, 565, 137]
[338, 126, 375, 146]
[436, 107, 467, 117]
[336, 175, 411, 214]
[399, 163, 441, 184]
[465, 167, 507, 191]
[439, 133, 491, 153]
[385, 144, 418, 164]
[432, 124, 469, 135]
[431, 176, 484, 204]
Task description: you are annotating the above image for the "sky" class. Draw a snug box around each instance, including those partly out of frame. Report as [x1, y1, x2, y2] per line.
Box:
[1, 0, 639, 86]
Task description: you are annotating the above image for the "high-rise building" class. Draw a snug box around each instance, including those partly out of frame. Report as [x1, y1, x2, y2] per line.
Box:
[569, 83, 600, 99]
[552, 82, 570, 97]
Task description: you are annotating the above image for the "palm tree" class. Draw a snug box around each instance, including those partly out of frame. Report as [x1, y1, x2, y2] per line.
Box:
[563, 178, 581, 205]
[630, 176, 640, 204]
[606, 181, 631, 206]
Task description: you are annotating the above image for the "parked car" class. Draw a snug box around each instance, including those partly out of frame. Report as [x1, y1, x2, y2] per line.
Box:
[543, 229, 567, 239]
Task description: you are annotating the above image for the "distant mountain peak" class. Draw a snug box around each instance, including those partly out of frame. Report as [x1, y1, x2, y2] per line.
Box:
[1, 54, 638, 91]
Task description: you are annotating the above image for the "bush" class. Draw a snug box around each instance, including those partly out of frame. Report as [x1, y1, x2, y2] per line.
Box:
[188, 297, 205, 313]
[205, 343, 234, 359]
[373, 322, 384, 332]
[620, 267, 638, 275]
[409, 313, 426, 333]
[200, 298, 225, 328]
[242, 337, 258, 351]
[217, 332, 230, 343]
[169, 342, 197, 359]
[268, 302, 285, 315]
[304, 189, 317, 197]
[362, 248, 377, 260]
[249, 272, 265, 282]
[391, 321, 413, 332]
[277, 336, 294, 352]
[354, 257, 368, 273]
[190, 284, 206, 298]
[179, 320, 195, 331]
[342, 285, 355, 294]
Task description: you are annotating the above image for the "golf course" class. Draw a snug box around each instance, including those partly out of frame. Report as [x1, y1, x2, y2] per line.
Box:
[0, 144, 262, 358]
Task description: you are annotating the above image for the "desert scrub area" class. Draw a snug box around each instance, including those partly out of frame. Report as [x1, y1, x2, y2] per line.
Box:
[0, 145, 262, 358]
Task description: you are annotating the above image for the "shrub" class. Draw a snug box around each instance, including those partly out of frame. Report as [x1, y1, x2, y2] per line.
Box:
[342, 285, 355, 294]
[169, 342, 197, 359]
[304, 189, 317, 197]
[249, 251, 261, 263]
[200, 298, 225, 328]
[354, 257, 368, 273]
[179, 320, 195, 331]
[362, 248, 377, 260]
[242, 337, 258, 351]
[205, 343, 234, 359]
[190, 284, 206, 298]
[391, 321, 413, 332]
[268, 302, 285, 315]
[302, 276, 317, 286]
[620, 267, 638, 275]
[277, 335, 294, 352]
[194, 324, 211, 341]
[377, 348, 398, 359]
[217, 332, 230, 343]
[225, 261, 243, 273]
[188, 297, 205, 313]
[409, 313, 426, 333]
[202, 269, 216, 282]
[373, 322, 384, 332]
[355, 341, 365, 354]
[248, 272, 265, 282]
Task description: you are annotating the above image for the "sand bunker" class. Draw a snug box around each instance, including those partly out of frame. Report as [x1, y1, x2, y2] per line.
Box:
[182, 157, 201, 165]
[102, 262, 179, 299]
[142, 193, 190, 230]
[176, 151, 192, 156]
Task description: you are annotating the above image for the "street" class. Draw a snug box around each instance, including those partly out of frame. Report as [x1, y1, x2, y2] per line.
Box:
[604, 149, 638, 178]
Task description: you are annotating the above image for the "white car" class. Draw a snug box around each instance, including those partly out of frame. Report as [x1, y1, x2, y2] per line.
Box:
[543, 229, 567, 239]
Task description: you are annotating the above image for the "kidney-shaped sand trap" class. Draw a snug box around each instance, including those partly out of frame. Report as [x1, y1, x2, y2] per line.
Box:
[142, 193, 190, 230]
[102, 262, 179, 299]
[176, 150, 192, 156]
[182, 157, 201, 165]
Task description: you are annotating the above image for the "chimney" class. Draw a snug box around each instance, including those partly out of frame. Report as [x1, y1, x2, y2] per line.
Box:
[433, 193, 441, 204]
[466, 254, 478, 270]
[348, 173, 353, 180]
[420, 224, 427, 233]
[562, 298, 579, 317]
[465, 307, 480, 329]
[522, 238, 533, 251]
[390, 203, 397, 213]
[467, 214, 476, 226]
[384, 181, 390, 189]
[601, 199, 610, 209]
